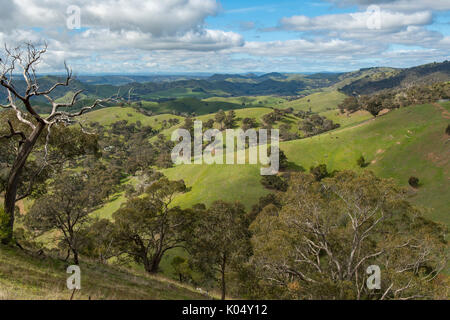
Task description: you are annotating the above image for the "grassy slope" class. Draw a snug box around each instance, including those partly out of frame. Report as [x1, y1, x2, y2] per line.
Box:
[164, 103, 449, 226]
[0, 245, 206, 300]
[154, 107, 274, 141]
[203, 95, 288, 107]
[283, 102, 449, 225]
[280, 91, 347, 112]
[80, 106, 184, 129]
[164, 164, 269, 210]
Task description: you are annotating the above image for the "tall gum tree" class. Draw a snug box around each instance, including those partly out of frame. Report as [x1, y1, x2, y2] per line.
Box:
[0, 43, 116, 244]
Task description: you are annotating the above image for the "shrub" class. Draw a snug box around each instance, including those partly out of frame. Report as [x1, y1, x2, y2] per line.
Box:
[408, 176, 420, 188]
[446, 124, 450, 135]
[261, 175, 288, 192]
[357, 156, 367, 168]
[310, 164, 329, 181]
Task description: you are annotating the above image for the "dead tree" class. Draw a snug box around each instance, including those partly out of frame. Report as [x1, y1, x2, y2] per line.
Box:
[0, 42, 116, 244]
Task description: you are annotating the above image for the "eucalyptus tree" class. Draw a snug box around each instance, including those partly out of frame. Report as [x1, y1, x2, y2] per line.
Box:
[0, 43, 116, 244]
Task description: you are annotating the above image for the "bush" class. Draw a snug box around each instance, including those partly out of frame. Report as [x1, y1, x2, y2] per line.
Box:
[310, 164, 329, 181]
[357, 156, 367, 168]
[261, 175, 288, 192]
[446, 124, 450, 135]
[408, 176, 420, 188]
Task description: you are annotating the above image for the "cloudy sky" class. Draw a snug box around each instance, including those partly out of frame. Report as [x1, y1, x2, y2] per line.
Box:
[0, 0, 449, 74]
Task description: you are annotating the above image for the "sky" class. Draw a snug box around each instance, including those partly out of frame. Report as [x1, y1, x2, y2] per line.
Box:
[0, 0, 449, 74]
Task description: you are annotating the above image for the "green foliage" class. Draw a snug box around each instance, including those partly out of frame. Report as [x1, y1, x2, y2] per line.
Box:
[340, 61, 450, 95]
[187, 201, 251, 299]
[241, 117, 258, 131]
[215, 109, 226, 129]
[260, 175, 288, 192]
[357, 155, 367, 168]
[446, 124, 450, 135]
[338, 96, 360, 113]
[409, 176, 420, 188]
[26, 171, 109, 264]
[339, 82, 450, 115]
[309, 164, 329, 181]
[0, 206, 12, 243]
[249, 171, 448, 299]
[111, 177, 192, 273]
[171, 256, 193, 283]
[224, 110, 237, 129]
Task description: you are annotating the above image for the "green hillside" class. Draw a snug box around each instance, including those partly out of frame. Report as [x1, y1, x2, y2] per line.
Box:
[163, 102, 450, 226]
[80, 106, 184, 129]
[281, 91, 347, 112]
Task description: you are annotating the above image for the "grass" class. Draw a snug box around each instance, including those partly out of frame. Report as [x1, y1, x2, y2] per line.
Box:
[162, 103, 449, 227]
[80, 106, 183, 129]
[0, 245, 207, 300]
[203, 95, 288, 107]
[281, 91, 347, 112]
[319, 109, 373, 129]
[283, 102, 450, 225]
[163, 164, 269, 210]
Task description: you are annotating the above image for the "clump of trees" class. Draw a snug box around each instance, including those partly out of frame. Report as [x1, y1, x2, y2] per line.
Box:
[187, 201, 251, 300]
[339, 82, 450, 116]
[26, 170, 112, 264]
[261, 175, 288, 192]
[248, 171, 448, 299]
[299, 114, 340, 137]
[111, 177, 192, 273]
[241, 117, 258, 131]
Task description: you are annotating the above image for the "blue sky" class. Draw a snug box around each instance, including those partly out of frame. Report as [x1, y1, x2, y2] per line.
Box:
[0, 0, 449, 74]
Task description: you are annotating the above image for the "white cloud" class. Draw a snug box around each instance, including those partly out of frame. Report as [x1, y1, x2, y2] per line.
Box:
[0, 0, 219, 34]
[279, 10, 432, 32]
[328, 0, 450, 12]
[0, 0, 447, 73]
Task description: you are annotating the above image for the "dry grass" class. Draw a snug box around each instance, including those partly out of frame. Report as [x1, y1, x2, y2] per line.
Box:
[0, 245, 208, 300]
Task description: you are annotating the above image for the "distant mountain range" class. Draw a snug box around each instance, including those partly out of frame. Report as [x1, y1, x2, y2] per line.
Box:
[1, 61, 449, 110]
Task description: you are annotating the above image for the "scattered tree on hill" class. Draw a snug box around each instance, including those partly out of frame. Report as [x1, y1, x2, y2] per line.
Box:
[249, 171, 448, 299]
[338, 96, 360, 114]
[408, 176, 420, 188]
[310, 164, 329, 181]
[111, 178, 194, 273]
[261, 175, 288, 192]
[204, 118, 215, 129]
[215, 110, 226, 130]
[0, 43, 116, 244]
[26, 172, 107, 264]
[248, 193, 282, 222]
[299, 114, 340, 137]
[242, 117, 258, 131]
[357, 155, 368, 168]
[182, 117, 195, 134]
[81, 218, 117, 264]
[279, 123, 299, 141]
[364, 97, 384, 117]
[224, 110, 237, 129]
[187, 201, 251, 300]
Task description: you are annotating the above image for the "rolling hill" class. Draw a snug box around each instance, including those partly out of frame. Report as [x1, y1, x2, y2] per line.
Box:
[162, 102, 450, 226]
[340, 61, 450, 95]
